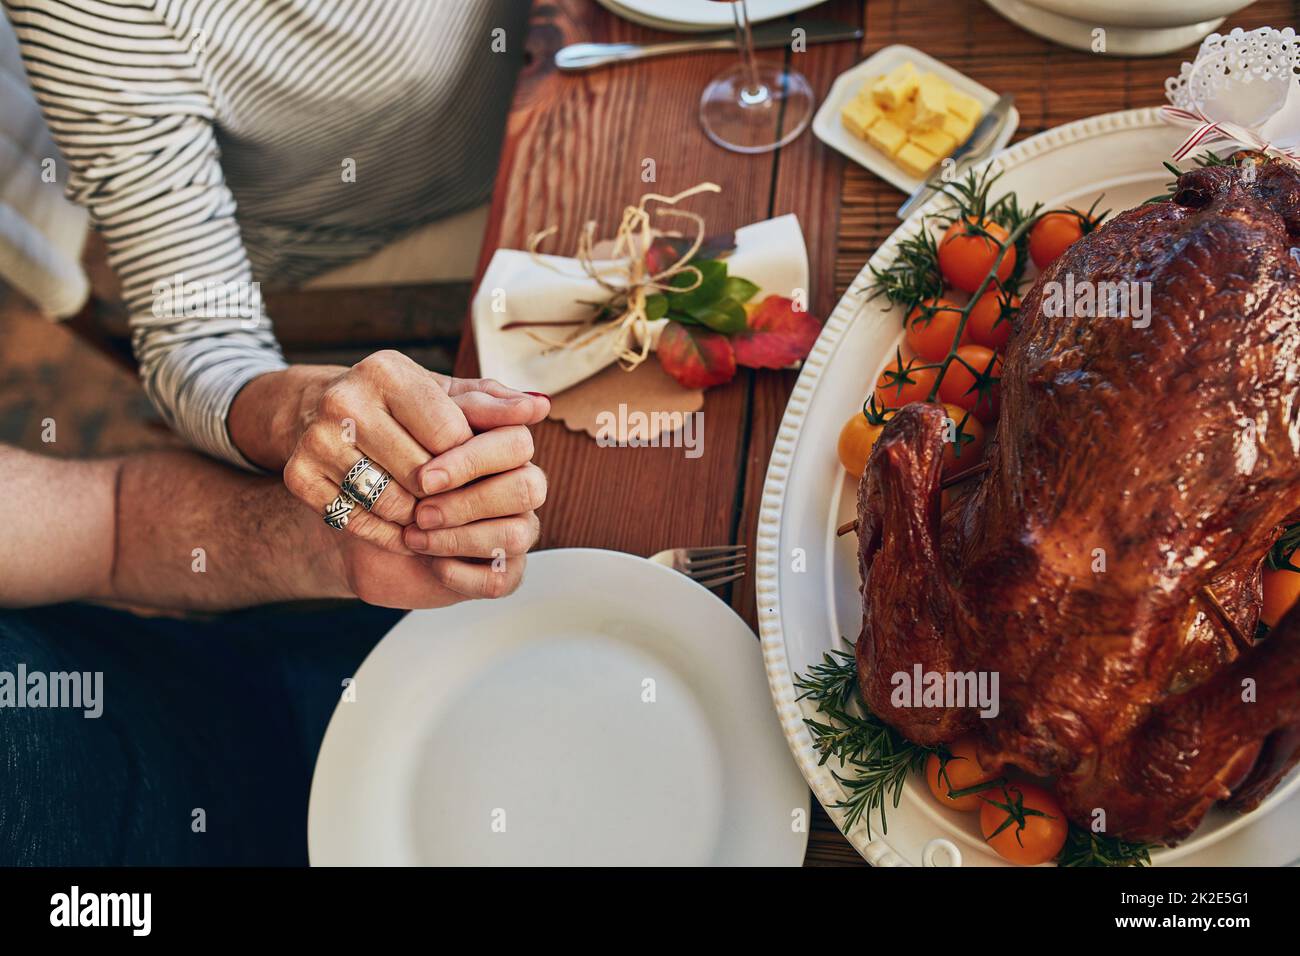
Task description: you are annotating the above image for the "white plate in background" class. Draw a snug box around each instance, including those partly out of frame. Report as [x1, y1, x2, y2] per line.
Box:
[812, 44, 1021, 194]
[596, 0, 827, 32]
[755, 107, 1300, 867]
[309, 548, 809, 866]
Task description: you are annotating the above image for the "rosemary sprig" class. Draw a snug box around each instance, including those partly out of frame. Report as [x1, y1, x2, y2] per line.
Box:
[867, 227, 942, 307]
[1145, 150, 1247, 204]
[794, 646, 1160, 865]
[793, 646, 858, 712]
[1056, 826, 1154, 868]
[831, 744, 928, 836]
[793, 646, 937, 838]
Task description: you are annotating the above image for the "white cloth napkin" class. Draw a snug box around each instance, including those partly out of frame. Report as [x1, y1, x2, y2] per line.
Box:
[472, 214, 809, 395]
[0, 14, 88, 318]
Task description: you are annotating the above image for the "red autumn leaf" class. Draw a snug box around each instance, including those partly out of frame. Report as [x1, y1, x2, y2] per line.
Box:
[657, 321, 737, 388]
[644, 232, 737, 274]
[730, 295, 822, 370]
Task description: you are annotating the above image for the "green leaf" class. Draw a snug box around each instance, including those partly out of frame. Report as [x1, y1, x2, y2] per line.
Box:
[665, 259, 727, 313]
[688, 297, 748, 334]
[644, 293, 668, 321]
[721, 275, 759, 304]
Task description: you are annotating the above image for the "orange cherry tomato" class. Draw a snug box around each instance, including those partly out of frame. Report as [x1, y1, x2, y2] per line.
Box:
[939, 345, 1002, 423]
[875, 356, 939, 408]
[1263, 564, 1300, 628]
[980, 781, 1069, 866]
[1029, 210, 1087, 270]
[967, 287, 1019, 352]
[837, 409, 892, 479]
[940, 403, 985, 476]
[905, 297, 968, 362]
[939, 217, 1015, 294]
[926, 737, 998, 812]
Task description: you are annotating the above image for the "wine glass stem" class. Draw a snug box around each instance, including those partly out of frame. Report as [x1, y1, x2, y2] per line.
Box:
[732, 0, 765, 103]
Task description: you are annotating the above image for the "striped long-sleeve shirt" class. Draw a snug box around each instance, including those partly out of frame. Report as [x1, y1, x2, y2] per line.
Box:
[5, 0, 524, 467]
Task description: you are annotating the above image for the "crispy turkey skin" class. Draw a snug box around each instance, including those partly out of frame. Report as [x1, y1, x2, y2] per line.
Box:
[855, 160, 1300, 845]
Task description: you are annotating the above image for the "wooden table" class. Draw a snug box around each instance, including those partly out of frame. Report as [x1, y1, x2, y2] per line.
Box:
[455, 0, 1298, 867]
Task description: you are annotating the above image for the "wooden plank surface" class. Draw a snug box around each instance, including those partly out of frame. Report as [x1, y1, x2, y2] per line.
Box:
[455, 0, 794, 561]
[459, 0, 1299, 867]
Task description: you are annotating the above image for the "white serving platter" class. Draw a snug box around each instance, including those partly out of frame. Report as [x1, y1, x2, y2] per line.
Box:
[755, 107, 1300, 867]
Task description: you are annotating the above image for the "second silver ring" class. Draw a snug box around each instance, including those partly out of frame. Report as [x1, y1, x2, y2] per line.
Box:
[341, 456, 393, 511]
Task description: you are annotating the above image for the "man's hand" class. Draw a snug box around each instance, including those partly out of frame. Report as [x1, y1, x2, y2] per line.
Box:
[0, 442, 544, 612]
[335, 541, 530, 610]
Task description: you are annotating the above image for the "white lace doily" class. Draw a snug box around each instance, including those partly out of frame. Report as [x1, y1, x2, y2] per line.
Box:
[1162, 27, 1300, 161]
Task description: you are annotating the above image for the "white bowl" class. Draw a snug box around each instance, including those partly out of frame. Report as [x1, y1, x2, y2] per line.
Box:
[983, 0, 1257, 56]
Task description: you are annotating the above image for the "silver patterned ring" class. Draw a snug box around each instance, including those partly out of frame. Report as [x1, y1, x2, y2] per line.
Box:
[340, 456, 393, 512]
[323, 494, 355, 531]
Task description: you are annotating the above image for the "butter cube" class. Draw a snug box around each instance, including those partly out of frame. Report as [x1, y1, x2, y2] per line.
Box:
[909, 126, 957, 157]
[871, 61, 918, 110]
[841, 96, 883, 139]
[913, 73, 950, 130]
[896, 142, 938, 178]
[946, 89, 982, 125]
[855, 78, 881, 101]
[866, 117, 907, 156]
[887, 99, 916, 130]
[942, 109, 975, 144]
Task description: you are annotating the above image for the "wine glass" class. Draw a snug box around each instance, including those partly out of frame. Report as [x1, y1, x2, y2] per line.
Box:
[698, 0, 814, 154]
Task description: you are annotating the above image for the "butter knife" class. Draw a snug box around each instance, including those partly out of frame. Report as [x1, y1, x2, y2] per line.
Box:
[555, 20, 863, 72]
[896, 93, 1016, 221]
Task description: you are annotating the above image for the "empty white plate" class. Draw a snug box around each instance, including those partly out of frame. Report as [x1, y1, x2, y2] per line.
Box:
[309, 548, 809, 866]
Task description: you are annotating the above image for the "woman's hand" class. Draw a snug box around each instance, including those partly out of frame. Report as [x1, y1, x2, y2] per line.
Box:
[229, 352, 549, 554]
[327, 431, 545, 609]
[403, 429, 546, 558]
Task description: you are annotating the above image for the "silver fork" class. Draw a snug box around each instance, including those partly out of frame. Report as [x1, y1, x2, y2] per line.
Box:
[648, 545, 746, 589]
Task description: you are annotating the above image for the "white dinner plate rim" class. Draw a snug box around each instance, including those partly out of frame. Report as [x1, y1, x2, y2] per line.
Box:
[753, 106, 1300, 867]
[309, 547, 809, 866]
[594, 0, 827, 32]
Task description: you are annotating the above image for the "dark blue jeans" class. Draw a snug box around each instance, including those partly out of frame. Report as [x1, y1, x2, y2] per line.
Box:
[0, 602, 402, 866]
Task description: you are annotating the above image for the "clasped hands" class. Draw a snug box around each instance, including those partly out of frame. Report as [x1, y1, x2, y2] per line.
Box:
[269, 351, 548, 609]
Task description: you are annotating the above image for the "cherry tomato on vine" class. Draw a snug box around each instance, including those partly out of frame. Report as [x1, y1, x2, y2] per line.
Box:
[875, 356, 939, 408]
[939, 217, 1015, 294]
[1029, 210, 1089, 270]
[979, 781, 1069, 866]
[1263, 563, 1300, 628]
[837, 409, 893, 478]
[940, 403, 985, 476]
[967, 287, 1019, 352]
[925, 737, 997, 812]
[905, 297, 968, 362]
[939, 345, 1002, 423]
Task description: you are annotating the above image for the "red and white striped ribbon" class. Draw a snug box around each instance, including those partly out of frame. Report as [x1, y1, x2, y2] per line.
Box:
[1159, 105, 1300, 162]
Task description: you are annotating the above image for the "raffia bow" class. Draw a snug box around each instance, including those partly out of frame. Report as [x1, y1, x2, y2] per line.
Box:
[524, 182, 722, 371]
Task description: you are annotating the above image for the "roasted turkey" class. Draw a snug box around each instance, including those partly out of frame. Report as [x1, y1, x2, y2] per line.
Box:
[855, 159, 1300, 845]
